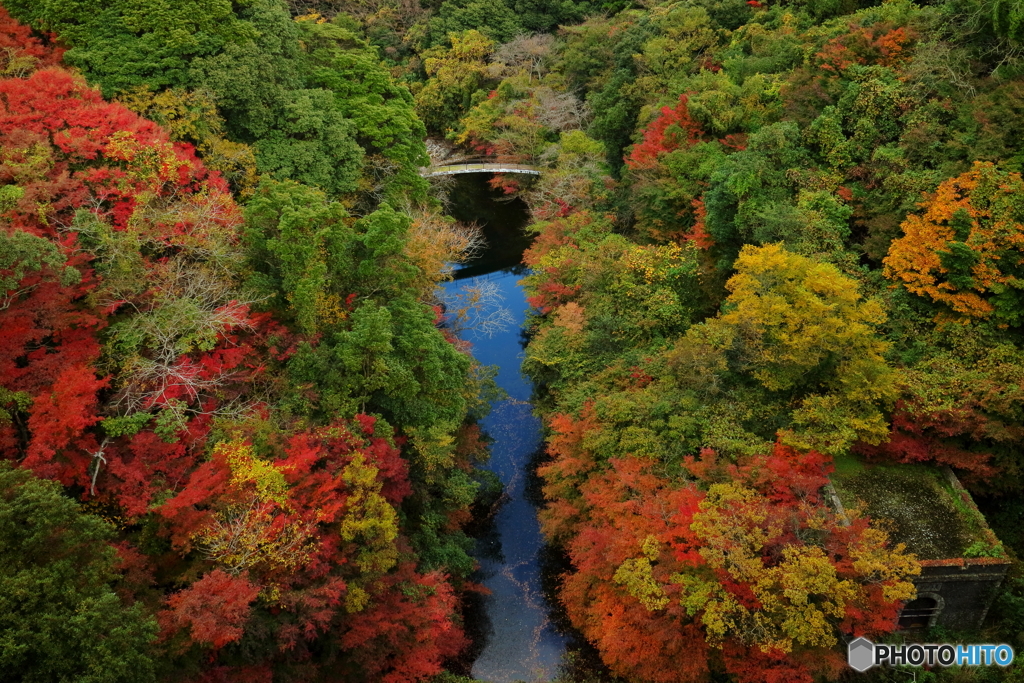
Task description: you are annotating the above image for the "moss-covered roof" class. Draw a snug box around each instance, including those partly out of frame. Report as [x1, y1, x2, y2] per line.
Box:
[830, 455, 1002, 561]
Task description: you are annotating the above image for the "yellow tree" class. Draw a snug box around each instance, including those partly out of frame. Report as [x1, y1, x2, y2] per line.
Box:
[117, 86, 258, 196]
[414, 30, 494, 134]
[678, 243, 896, 453]
[193, 441, 315, 576]
[672, 482, 916, 654]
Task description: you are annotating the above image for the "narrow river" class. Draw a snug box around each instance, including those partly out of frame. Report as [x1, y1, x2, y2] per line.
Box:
[439, 175, 568, 682]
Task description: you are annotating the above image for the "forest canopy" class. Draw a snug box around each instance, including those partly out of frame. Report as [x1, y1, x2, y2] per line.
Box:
[3, 0, 1024, 682]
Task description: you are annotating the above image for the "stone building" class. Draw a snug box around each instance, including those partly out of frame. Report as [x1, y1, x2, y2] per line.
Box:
[827, 458, 1010, 631]
[902, 557, 1009, 629]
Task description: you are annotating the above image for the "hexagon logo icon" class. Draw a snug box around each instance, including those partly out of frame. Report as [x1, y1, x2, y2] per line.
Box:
[848, 637, 875, 672]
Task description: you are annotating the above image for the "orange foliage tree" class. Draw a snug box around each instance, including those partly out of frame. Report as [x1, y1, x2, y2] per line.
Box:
[814, 21, 915, 73]
[884, 162, 1024, 324]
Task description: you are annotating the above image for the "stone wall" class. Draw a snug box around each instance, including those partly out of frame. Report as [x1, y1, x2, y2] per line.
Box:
[904, 559, 1011, 630]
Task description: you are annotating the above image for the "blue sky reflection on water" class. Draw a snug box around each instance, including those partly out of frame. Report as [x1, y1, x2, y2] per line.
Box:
[440, 266, 567, 683]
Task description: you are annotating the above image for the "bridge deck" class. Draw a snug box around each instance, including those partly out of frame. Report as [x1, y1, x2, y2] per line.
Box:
[420, 162, 540, 177]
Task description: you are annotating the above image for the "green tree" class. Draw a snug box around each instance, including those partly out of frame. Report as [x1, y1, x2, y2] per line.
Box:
[243, 178, 355, 336]
[297, 19, 430, 202]
[244, 179, 470, 432]
[426, 0, 524, 47]
[511, 0, 593, 33]
[3, 0, 250, 94]
[703, 122, 829, 259]
[0, 463, 157, 683]
[945, 0, 1024, 48]
[187, 3, 366, 196]
[251, 88, 365, 196]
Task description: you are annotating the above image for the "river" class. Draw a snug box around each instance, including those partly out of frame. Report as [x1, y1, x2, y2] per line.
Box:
[439, 174, 568, 682]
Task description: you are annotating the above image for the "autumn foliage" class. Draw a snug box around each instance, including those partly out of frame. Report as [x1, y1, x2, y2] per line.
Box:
[854, 406, 999, 485]
[0, 6, 62, 74]
[0, 61, 257, 514]
[814, 21, 914, 73]
[451, 0, 1024, 679]
[541, 424, 917, 683]
[884, 162, 1024, 324]
[11, 0, 1024, 680]
[626, 95, 704, 170]
[0, 12, 468, 682]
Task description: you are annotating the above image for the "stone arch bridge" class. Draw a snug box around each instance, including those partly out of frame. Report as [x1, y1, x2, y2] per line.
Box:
[419, 157, 540, 178]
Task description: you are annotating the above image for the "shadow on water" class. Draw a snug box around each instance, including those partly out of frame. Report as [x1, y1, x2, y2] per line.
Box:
[440, 174, 573, 683]
[446, 174, 535, 280]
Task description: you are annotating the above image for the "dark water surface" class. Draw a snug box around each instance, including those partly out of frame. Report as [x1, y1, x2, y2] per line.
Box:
[445, 175, 535, 281]
[440, 175, 568, 682]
